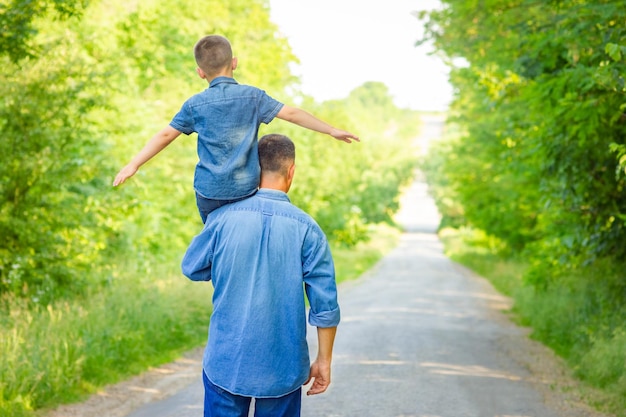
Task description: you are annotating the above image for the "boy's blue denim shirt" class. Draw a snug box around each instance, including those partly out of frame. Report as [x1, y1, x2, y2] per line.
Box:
[170, 77, 284, 200]
[181, 189, 341, 398]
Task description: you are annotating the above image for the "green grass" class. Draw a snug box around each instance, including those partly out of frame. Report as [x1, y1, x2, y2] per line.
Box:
[0, 224, 400, 417]
[439, 226, 626, 416]
[0, 260, 212, 417]
[439, 227, 525, 298]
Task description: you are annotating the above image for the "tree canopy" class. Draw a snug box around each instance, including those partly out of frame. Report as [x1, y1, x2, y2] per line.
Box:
[0, 0, 419, 302]
[421, 0, 626, 269]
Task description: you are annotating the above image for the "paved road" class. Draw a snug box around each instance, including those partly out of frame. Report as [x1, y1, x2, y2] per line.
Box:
[301, 183, 553, 417]
[122, 116, 600, 417]
[300, 116, 566, 417]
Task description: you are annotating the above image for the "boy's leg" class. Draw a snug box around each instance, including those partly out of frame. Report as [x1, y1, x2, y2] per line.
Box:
[195, 193, 222, 223]
[253, 388, 302, 417]
[203, 370, 251, 417]
[196, 191, 258, 223]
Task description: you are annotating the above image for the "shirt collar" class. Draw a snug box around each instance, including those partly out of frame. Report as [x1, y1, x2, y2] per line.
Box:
[209, 76, 238, 87]
[256, 188, 291, 203]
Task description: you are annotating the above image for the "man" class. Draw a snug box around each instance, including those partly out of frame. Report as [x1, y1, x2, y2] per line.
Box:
[182, 133, 340, 417]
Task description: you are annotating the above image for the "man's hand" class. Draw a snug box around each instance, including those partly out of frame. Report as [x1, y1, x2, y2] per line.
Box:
[329, 128, 360, 144]
[113, 164, 138, 186]
[305, 359, 332, 395]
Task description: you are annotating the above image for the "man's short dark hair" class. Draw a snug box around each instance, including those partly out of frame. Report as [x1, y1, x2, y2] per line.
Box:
[258, 134, 295, 176]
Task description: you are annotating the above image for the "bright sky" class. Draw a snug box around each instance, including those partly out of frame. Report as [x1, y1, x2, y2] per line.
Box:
[268, 0, 452, 111]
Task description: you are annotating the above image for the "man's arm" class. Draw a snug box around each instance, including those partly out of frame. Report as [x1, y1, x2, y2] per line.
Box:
[275, 105, 359, 144]
[302, 229, 340, 395]
[181, 227, 214, 282]
[113, 125, 182, 186]
[305, 326, 337, 395]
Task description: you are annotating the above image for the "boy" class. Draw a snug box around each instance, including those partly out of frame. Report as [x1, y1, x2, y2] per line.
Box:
[113, 35, 359, 223]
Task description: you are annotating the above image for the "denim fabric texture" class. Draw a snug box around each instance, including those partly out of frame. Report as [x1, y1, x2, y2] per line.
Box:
[203, 370, 302, 417]
[170, 76, 283, 199]
[195, 191, 256, 223]
[182, 189, 340, 397]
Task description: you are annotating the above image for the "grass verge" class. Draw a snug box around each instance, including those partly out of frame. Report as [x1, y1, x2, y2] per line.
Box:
[332, 223, 400, 285]
[0, 259, 211, 417]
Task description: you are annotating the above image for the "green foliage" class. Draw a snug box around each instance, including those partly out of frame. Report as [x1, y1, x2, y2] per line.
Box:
[0, 0, 87, 62]
[0, 0, 418, 301]
[0, 24, 119, 302]
[267, 82, 419, 245]
[422, 0, 626, 268]
[0, 263, 210, 415]
[331, 224, 400, 283]
[512, 259, 626, 415]
[420, 125, 467, 230]
[0, 0, 300, 301]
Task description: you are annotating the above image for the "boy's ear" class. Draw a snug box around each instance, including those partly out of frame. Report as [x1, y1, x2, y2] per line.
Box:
[196, 67, 207, 79]
[232, 57, 238, 71]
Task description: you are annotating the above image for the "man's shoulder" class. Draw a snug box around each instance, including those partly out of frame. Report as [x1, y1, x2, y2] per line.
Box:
[228, 193, 319, 225]
[268, 200, 325, 234]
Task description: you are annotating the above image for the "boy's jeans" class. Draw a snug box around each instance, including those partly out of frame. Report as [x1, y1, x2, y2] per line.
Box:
[203, 371, 301, 417]
[196, 191, 255, 223]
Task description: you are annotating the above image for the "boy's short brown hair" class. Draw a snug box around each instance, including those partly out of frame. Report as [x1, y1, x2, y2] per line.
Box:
[194, 35, 233, 76]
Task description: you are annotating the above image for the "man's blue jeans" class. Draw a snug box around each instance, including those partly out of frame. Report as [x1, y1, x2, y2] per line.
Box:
[203, 371, 302, 417]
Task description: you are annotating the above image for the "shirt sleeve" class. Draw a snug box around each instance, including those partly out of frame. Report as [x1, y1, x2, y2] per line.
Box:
[258, 90, 284, 124]
[181, 225, 214, 282]
[302, 227, 340, 328]
[169, 101, 196, 135]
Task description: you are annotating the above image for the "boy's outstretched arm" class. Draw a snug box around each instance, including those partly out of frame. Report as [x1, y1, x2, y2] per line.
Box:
[276, 105, 359, 143]
[113, 126, 182, 186]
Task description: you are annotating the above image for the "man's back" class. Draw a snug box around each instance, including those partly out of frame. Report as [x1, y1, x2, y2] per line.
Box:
[182, 188, 339, 398]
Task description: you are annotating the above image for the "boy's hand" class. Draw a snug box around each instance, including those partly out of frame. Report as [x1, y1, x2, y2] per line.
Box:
[113, 164, 138, 186]
[330, 128, 360, 144]
[112, 126, 182, 187]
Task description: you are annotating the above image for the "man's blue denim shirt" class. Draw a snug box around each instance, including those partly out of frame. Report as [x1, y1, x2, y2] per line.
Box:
[170, 77, 283, 200]
[181, 189, 340, 398]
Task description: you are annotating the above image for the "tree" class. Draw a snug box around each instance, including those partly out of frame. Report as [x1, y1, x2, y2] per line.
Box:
[420, 0, 626, 267]
[0, 0, 300, 301]
[0, 0, 87, 62]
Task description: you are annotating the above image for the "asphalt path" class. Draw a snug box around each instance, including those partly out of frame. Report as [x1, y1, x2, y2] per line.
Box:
[301, 117, 567, 417]
[119, 116, 603, 417]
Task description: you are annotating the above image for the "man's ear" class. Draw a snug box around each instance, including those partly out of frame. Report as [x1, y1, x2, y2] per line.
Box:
[232, 57, 238, 71]
[288, 163, 296, 181]
[285, 163, 296, 192]
[196, 67, 207, 79]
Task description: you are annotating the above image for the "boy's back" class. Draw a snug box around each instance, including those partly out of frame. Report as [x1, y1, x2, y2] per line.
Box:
[170, 76, 283, 200]
[113, 34, 358, 223]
